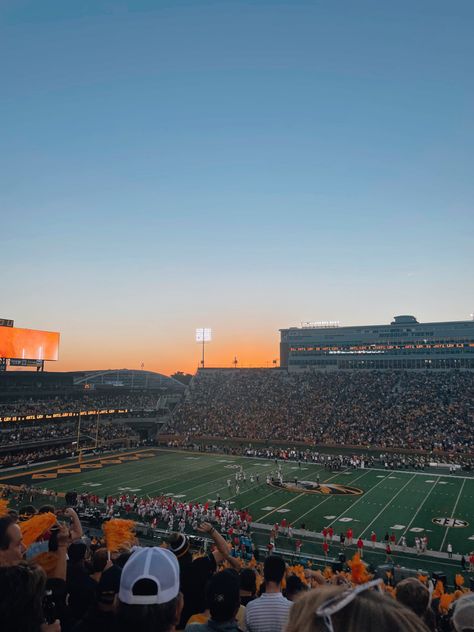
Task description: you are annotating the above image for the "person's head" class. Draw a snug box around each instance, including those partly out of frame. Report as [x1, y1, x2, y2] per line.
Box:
[68, 541, 87, 565]
[240, 568, 257, 595]
[97, 564, 122, 611]
[264, 555, 286, 586]
[118, 546, 182, 632]
[166, 532, 191, 564]
[0, 516, 26, 566]
[92, 547, 109, 574]
[285, 574, 306, 601]
[452, 594, 474, 632]
[38, 504, 55, 514]
[285, 581, 430, 632]
[0, 562, 46, 631]
[7, 510, 19, 523]
[19, 505, 37, 518]
[206, 569, 240, 623]
[115, 550, 133, 569]
[396, 578, 430, 616]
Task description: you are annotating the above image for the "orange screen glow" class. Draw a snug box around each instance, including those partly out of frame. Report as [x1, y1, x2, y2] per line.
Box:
[0, 327, 60, 361]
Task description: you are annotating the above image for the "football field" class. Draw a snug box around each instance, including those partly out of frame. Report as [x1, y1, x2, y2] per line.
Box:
[2, 448, 474, 573]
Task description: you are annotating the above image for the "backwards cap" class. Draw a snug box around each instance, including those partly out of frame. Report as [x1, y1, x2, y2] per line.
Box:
[119, 547, 180, 605]
[167, 532, 190, 559]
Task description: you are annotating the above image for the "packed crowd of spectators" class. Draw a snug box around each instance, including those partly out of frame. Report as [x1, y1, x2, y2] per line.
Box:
[0, 489, 473, 632]
[0, 445, 72, 469]
[0, 392, 159, 418]
[0, 421, 138, 468]
[0, 422, 75, 445]
[172, 370, 474, 453]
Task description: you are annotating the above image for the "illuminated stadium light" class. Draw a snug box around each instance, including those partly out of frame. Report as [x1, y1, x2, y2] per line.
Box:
[196, 328, 212, 369]
[195, 328, 212, 342]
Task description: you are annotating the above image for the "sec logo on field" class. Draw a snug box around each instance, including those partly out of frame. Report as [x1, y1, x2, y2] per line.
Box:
[432, 518, 469, 528]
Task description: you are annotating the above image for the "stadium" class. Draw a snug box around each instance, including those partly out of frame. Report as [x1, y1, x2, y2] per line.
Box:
[2, 313, 474, 628]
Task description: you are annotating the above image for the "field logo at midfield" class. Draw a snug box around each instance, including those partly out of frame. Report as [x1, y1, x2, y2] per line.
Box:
[432, 518, 469, 528]
[269, 480, 363, 496]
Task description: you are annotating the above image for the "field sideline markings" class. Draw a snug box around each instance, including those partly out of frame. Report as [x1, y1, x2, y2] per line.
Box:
[439, 477, 467, 552]
[33, 453, 219, 496]
[155, 450, 474, 483]
[325, 471, 396, 528]
[290, 469, 374, 527]
[32, 451, 199, 494]
[0, 448, 159, 482]
[398, 476, 441, 543]
[358, 473, 418, 539]
[365, 467, 473, 481]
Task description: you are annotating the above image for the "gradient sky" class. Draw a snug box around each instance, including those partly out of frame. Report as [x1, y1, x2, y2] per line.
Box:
[1, 0, 473, 376]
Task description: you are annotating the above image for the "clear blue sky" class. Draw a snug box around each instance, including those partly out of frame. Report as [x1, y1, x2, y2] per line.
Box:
[1, 0, 473, 373]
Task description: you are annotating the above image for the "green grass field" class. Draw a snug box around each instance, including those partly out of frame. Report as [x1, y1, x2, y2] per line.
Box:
[2, 448, 474, 580]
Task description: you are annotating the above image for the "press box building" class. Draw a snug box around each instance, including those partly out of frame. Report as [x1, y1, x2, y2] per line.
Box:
[280, 315, 474, 371]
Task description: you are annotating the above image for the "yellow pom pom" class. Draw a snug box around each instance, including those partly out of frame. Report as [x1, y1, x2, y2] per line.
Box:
[103, 518, 137, 552]
[20, 512, 57, 548]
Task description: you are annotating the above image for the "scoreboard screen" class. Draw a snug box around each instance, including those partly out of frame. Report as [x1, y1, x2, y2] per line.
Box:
[0, 327, 60, 361]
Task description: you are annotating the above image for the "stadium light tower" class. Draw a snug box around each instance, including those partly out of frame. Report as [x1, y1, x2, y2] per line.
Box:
[196, 328, 212, 368]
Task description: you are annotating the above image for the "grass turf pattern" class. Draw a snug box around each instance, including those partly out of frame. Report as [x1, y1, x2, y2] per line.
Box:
[3, 449, 474, 566]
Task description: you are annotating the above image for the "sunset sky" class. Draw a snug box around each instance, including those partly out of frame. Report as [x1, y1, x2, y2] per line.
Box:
[1, 0, 473, 376]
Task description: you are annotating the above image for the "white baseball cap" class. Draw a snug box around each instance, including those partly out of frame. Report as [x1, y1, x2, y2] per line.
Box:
[119, 547, 180, 605]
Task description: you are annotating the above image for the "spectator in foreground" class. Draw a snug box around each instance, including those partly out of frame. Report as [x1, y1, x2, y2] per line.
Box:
[452, 593, 474, 632]
[245, 555, 292, 632]
[284, 580, 430, 632]
[396, 577, 435, 631]
[284, 575, 306, 602]
[117, 546, 183, 632]
[0, 562, 60, 632]
[73, 564, 122, 632]
[168, 522, 240, 628]
[239, 568, 257, 606]
[185, 569, 242, 631]
[0, 515, 26, 566]
[66, 541, 97, 622]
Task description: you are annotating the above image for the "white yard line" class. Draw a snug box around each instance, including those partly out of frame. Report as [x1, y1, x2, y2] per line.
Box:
[361, 466, 472, 481]
[399, 476, 441, 542]
[114, 460, 222, 492]
[358, 473, 418, 538]
[440, 477, 467, 552]
[326, 471, 395, 528]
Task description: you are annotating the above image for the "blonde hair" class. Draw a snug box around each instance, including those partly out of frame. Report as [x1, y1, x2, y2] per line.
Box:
[285, 585, 430, 632]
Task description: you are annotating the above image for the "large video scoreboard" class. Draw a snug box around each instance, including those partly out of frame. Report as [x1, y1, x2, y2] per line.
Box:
[0, 318, 60, 371]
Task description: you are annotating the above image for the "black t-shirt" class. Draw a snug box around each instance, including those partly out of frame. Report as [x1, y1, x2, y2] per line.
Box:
[66, 563, 98, 623]
[178, 553, 217, 629]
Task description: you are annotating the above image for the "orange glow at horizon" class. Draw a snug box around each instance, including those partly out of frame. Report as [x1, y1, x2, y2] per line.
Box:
[51, 335, 280, 376]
